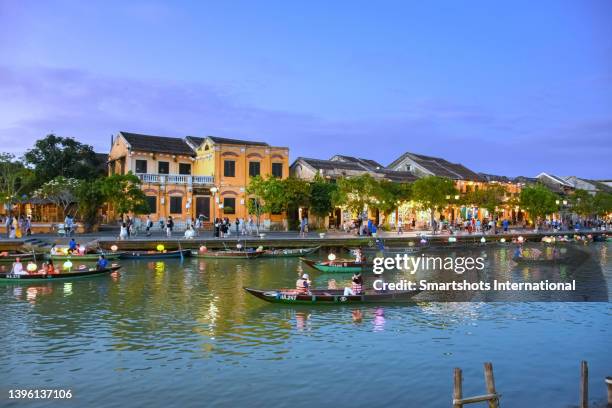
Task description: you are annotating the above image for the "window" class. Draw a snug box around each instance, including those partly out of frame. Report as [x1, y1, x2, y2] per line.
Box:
[249, 161, 260, 177]
[223, 197, 236, 214]
[135, 160, 147, 174]
[179, 163, 191, 175]
[271, 162, 283, 178]
[145, 196, 157, 214]
[158, 161, 169, 174]
[224, 160, 235, 177]
[170, 196, 182, 214]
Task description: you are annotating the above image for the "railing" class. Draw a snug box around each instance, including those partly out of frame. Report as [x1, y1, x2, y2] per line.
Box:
[137, 173, 214, 185]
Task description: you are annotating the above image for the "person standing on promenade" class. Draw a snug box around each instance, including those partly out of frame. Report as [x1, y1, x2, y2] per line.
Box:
[235, 219, 240, 236]
[166, 216, 174, 237]
[299, 217, 306, 237]
[397, 218, 403, 235]
[145, 216, 153, 237]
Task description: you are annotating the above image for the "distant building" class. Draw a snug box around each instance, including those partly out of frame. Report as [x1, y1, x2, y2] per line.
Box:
[108, 131, 289, 227]
[536, 172, 574, 195]
[561, 176, 612, 195]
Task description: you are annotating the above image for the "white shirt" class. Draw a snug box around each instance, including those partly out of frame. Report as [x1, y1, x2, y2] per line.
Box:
[12, 262, 26, 275]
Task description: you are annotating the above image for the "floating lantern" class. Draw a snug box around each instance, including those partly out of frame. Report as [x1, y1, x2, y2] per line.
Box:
[63, 260, 73, 270]
[236, 243, 243, 250]
[26, 262, 37, 272]
[420, 238, 427, 244]
[257, 246, 264, 252]
[480, 237, 486, 243]
[199, 245, 207, 253]
[156, 244, 165, 252]
[408, 241, 415, 247]
[448, 237, 456, 243]
[500, 238, 506, 243]
[110, 245, 118, 252]
[517, 236, 524, 243]
[328, 253, 336, 261]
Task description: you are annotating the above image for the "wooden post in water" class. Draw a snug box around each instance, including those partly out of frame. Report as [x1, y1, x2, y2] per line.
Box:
[453, 368, 463, 408]
[580, 360, 588, 408]
[605, 376, 612, 407]
[484, 362, 499, 408]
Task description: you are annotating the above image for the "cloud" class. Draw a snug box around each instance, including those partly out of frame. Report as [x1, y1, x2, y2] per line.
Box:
[0, 65, 610, 178]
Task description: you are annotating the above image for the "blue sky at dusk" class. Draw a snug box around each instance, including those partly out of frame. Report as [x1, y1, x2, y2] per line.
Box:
[1, 0, 610, 178]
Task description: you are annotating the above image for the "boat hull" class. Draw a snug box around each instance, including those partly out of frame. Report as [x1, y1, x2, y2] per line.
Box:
[0, 253, 46, 263]
[192, 250, 262, 259]
[50, 253, 123, 261]
[260, 246, 320, 258]
[300, 257, 371, 273]
[0, 265, 121, 283]
[244, 287, 420, 305]
[120, 249, 191, 259]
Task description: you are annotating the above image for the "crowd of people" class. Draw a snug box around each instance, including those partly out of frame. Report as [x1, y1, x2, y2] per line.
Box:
[1, 215, 32, 239]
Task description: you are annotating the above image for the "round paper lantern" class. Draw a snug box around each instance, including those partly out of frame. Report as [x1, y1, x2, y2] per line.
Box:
[420, 238, 427, 244]
[199, 246, 207, 253]
[236, 243, 243, 250]
[500, 238, 506, 243]
[408, 241, 414, 247]
[480, 237, 486, 243]
[111, 245, 118, 252]
[328, 253, 336, 261]
[156, 244, 165, 252]
[26, 262, 37, 272]
[63, 260, 73, 270]
[256, 246, 264, 252]
[517, 236, 524, 243]
[63, 247, 69, 255]
[448, 237, 456, 243]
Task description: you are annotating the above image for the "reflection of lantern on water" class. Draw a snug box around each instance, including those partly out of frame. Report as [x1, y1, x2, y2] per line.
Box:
[480, 237, 486, 243]
[63, 282, 73, 296]
[27, 287, 38, 301]
[327, 253, 336, 261]
[155, 262, 165, 272]
[26, 262, 38, 272]
[156, 244, 165, 252]
[408, 241, 415, 247]
[111, 245, 118, 252]
[63, 260, 73, 270]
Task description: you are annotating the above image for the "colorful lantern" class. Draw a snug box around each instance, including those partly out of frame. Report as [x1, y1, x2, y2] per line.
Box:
[199, 246, 207, 253]
[328, 253, 336, 261]
[480, 237, 486, 243]
[156, 244, 165, 252]
[236, 243, 243, 250]
[500, 238, 506, 243]
[26, 262, 37, 272]
[63, 260, 73, 270]
[420, 238, 427, 244]
[110, 245, 118, 252]
[448, 237, 456, 243]
[517, 236, 524, 243]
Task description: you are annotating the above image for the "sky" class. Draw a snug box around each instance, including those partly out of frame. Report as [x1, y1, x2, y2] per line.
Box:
[0, 0, 611, 178]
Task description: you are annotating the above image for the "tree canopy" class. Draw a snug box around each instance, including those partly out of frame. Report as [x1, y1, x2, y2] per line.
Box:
[519, 184, 559, 225]
[411, 176, 457, 228]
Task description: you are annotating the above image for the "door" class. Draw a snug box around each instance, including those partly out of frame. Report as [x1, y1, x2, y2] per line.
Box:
[195, 196, 211, 221]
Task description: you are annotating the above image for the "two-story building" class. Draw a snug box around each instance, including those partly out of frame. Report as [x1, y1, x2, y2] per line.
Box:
[108, 132, 289, 227]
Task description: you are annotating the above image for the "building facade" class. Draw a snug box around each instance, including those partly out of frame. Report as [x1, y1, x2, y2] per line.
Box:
[108, 132, 289, 227]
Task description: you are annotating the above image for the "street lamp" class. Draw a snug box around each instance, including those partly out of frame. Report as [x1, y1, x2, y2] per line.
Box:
[210, 186, 219, 221]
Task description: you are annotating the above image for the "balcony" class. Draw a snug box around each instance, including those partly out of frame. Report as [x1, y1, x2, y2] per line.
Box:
[137, 173, 214, 185]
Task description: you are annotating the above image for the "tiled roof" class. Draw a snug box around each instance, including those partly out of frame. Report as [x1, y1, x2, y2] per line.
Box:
[376, 169, 418, 182]
[208, 136, 269, 146]
[294, 157, 417, 182]
[478, 173, 513, 183]
[298, 157, 365, 172]
[331, 155, 384, 170]
[120, 132, 195, 155]
[390, 152, 483, 181]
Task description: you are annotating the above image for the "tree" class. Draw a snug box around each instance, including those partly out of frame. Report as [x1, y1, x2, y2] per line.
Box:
[519, 184, 559, 227]
[375, 180, 412, 223]
[593, 192, 612, 218]
[75, 179, 106, 232]
[309, 173, 338, 218]
[465, 184, 507, 220]
[0, 153, 34, 214]
[24, 134, 104, 187]
[333, 174, 381, 216]
[33, 176, 80, 217]
[569, 189, 594, 218]
[411, 176, 457, 231]
[100, 173, 149, 219]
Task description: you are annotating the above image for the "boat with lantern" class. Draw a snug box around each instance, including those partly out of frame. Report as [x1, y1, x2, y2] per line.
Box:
[0, 251, 46, 263]
[243, 287, 421, 305]
[120, 249, 191, 259]
[260, 246, 321, 258]
[299, 257, 372, 273]
[0, 265, 122, 283]
[49, 252, 123, 261]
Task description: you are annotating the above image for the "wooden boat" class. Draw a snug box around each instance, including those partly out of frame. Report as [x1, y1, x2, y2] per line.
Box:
[0, 252, 46, 263]
[0, 265, 121, 283]
[192, 250, 262, 259]
[49, 252, 123, 261]
[120, 249, 191, 259]
[244, 287, 421, 305]
[260, 246, 320, 258]
[512, 256, 569, 265]
[300, 257, 372, 273]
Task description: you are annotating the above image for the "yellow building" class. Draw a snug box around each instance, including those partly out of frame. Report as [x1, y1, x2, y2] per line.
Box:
[108, 132, 289, 227]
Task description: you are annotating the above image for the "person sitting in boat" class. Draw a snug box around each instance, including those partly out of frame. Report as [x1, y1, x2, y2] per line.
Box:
[354, 248, 366, 264]
[75, 244, 86, 255]
[327, 279, 338, 290]
[11, 257, 27, 275]
[68, 238, 77, 253]
[513, 246, 523, 258]
[42, 260, 58, 274]
[49, 244, 58, 255]
[96, 255, 108, 270]
[343, 272, 363, 296]
[296, 273, 311, 293]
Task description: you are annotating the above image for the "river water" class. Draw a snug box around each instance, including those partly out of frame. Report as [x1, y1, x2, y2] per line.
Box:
[1, 243, 611, 407]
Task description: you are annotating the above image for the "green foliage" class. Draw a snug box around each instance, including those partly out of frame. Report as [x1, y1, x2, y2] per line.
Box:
[376, 180, 412, 216]
[332, 173, 381, 215]
[34, 176, 81, 217]
[24, 134, 104, 187]
[593, 192, 612, 217]
[247, 176, 310, 215]
[75, 179, 106, 231]
[569, 189, 594, 217]
[411, 176, 457, 227]
[519, 184, 559, 225]
[100, 173, 149, 216]
[465, 184, 507, 216]
[0, 153, 34, 211]
[308, 174, 337, 217]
